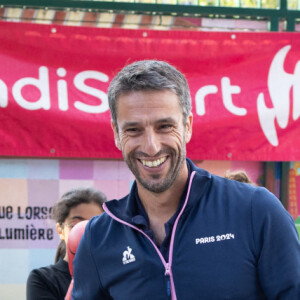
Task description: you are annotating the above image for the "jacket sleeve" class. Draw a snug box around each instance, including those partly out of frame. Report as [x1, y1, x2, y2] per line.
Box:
[26, 270, 55, 300]
[252, 188, 300, 299]
[71, 218, 111, 300]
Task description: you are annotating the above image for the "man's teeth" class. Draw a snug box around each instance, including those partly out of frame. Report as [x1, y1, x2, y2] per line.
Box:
[141, 157, 167, 168]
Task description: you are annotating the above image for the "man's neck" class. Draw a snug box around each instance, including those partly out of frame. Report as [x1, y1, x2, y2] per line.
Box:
[137, 162, 189, 245]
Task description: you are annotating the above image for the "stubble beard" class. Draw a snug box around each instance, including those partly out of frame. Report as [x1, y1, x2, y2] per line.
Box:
[123, 144, 186, 194]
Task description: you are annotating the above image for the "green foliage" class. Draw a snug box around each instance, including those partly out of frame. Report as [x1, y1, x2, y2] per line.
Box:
[117, 0, 299, 9]
[288, 0, 299, 9]
[115, 0, 300, 10]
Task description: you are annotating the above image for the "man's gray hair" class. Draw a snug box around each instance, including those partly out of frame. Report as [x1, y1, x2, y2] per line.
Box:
[108, 60, 192, 129]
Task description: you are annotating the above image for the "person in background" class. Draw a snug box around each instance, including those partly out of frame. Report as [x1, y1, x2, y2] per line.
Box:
[224, 169, 254, 184]
[72, 60, 300, 299]
[26, 187, 106, 300]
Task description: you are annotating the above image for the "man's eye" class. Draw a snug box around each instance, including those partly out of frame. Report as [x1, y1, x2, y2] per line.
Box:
[160, 124, 172, 130]
[125, 128, 141, 135]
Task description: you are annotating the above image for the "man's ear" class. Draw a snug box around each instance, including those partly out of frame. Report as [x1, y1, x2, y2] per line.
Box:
[185, 113, 193, 143]
[111, 120, 121, 150]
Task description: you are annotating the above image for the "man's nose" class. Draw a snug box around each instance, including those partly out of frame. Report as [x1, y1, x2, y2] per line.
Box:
[141, 129, 161, 156]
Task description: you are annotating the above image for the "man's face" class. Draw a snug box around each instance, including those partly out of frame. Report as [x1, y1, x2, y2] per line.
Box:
[111, 90, 192, 193]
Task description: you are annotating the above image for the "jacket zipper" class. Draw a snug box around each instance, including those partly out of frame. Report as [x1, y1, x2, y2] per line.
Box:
[165, 263, 171, 299]
[103, 171, 196, 300]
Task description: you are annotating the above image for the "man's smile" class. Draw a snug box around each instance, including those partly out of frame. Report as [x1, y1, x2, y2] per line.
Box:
[139, 156, 168, 168]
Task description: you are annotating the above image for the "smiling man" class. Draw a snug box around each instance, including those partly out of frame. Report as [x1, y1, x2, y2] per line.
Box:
[72, 60, 300, 300]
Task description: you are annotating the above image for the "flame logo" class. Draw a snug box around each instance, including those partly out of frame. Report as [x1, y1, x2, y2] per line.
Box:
[257, 45, 300, 146]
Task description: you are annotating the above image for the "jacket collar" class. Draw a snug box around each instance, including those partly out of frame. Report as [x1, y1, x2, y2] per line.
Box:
[105, 158, 212, 223]
[184, 158, 211, 211]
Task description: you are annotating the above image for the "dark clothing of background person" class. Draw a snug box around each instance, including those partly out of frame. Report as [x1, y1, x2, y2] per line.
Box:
[26, 258, 71, 300]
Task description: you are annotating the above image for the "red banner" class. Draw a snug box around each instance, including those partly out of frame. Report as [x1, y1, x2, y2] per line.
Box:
[1, 21, 300, 161]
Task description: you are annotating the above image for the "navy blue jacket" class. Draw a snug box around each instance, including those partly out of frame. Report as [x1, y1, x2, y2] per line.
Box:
[72, 160, 300, 299]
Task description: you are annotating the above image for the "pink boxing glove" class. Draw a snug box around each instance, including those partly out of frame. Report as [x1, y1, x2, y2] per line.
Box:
[65, 220, 88, 300]
[67, 220, 88, 276]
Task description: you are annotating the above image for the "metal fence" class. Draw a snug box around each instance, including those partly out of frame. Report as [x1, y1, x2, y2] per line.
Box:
[1, 0, 300, 31]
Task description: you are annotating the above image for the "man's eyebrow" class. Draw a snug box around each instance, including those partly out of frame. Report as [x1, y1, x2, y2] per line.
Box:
[122, 122, 141, 128]
[123, 122, 140, 127]
[121, 118, 176, 128]
[156, 118, 176, 123]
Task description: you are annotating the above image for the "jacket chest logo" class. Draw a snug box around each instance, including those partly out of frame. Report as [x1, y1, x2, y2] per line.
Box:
[195, 233, 235, 245]
[122, 246, 136, 264]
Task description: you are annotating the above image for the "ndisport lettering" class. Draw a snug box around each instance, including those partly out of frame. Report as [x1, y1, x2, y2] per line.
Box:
[0, 66, 109, 114]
